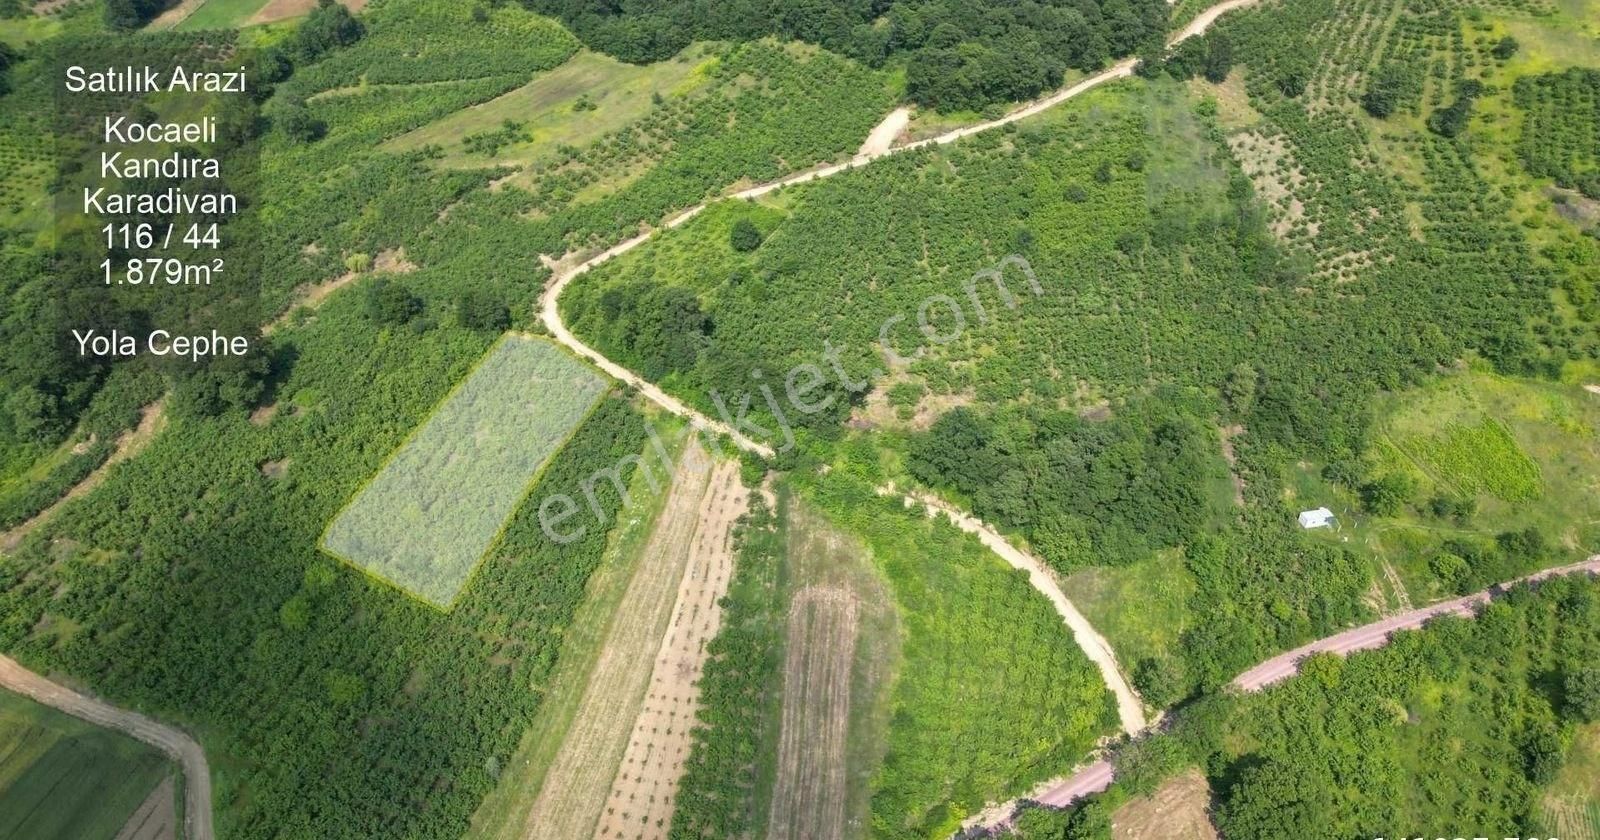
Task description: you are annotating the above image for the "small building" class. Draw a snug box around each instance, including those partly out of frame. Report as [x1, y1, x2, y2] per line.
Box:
[1298, 507, 1336, 530]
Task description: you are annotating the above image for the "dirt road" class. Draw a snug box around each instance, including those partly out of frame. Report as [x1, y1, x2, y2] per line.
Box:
[858, 107, 910, 156]
[2, 398, 166, 554]
[1233, 556, 1600, 690]
[899, 490, 1147, 735]
[0, 655, 212, 840]
[538, 0, 1263, 736]
[968, 556, 1600, 833]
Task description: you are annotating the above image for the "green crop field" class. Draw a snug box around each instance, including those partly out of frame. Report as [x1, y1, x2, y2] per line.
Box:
[0, 689, 173, 840]
[321, 336, 607, 608]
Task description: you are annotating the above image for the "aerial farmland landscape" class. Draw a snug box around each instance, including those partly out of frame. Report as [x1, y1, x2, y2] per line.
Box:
[1, 0, 1599, 837]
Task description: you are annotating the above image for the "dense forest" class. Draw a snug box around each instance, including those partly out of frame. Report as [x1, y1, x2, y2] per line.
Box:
[528, 0, 1171, 110]
[907, 391, 1225, 569]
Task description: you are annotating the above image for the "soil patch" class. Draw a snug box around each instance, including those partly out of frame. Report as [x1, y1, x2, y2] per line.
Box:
[1110, 769, 1217, 840]
[113, 775, 177, 840]
[767, 587, 861, 840]
[592, 455, 749, 840]
[245, 0, 363, 26]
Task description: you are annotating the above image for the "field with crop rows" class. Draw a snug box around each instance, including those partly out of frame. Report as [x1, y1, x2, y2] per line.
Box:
[0, 689, 173, 840]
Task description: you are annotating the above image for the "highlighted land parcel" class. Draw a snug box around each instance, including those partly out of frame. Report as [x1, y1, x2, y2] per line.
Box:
[322, 336, 607, 608]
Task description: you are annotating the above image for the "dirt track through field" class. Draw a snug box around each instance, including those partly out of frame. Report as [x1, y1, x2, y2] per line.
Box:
[1, 398, 166, 554]
[114, 775, 178, 840]
[767, 587, 861, 840]
[591, 455, 748, 840]
[0, 656, 211, 840]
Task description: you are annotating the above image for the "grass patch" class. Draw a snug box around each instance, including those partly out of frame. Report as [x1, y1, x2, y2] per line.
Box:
[173, 0, 269, 31]
[0, 688, 173, 840]
[384, 47, 718, 168]
[1395, 416, 1543, 502]
[1061, 549, 1196, 668]
[1290, 370, 1600, 603]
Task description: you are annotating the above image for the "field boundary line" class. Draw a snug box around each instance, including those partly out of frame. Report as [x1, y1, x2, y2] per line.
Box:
[0, 655, 212, 840]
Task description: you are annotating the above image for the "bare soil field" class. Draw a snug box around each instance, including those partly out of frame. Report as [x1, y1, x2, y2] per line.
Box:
[1110, 769, 1218, 840]
[765, 500, 899, 840]
[592, 454, 747, 840]
[245, 0, 364, 26]
[766, 586, 860, 840]
[113, 775, 177, 840]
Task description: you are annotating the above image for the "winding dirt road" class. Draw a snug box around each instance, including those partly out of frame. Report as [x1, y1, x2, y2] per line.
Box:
[1232, 556, 1600, 690]
[538, 0, 1265, 739]
[0, 655, 212, 840]
[899, 490, 1147, 734]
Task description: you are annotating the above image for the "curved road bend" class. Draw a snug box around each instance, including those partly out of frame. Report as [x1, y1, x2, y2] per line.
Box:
[540, 0, 1267, 739]
[0, 655, 213, 840]
[972, 556, 1600, 832]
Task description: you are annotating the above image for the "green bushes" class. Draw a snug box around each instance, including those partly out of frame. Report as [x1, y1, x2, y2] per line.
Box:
[803, 468, 1118, 839]
[906, 392, 1223, 571]
[1200, 577, 1600, 838]
[670, 493, 784, 839]
[531, 0, 1171, 111]
[1513, 68, 1600, 199]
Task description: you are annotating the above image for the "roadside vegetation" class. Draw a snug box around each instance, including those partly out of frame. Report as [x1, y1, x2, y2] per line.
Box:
[526, 0, 1171, 111]
[1034, 574, 1600, 840]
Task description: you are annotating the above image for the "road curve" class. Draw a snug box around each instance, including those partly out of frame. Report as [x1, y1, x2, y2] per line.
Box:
[899, 490, 1147, 734]
[967, 556, 1600, 833]
[0, 655, 212, 840]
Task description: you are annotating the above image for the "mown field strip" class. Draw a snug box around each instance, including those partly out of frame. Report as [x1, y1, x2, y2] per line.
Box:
[592, 456, 748, 840]
[766, 587, 861, 840]
[519, 440, 713, 840]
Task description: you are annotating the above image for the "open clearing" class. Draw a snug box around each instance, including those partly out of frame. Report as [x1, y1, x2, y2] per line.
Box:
[0, 687, 173, 840]
[592, 451, 748, 840]
[516, 437, 746, 840]
[321, 335, 606, 608]
[1290, 371, 1600, 602]
[1542, 721, 1600, 840]
[1110, 769, 1218, 840]
[764, 499, 897, 840]
[385, 48, 715, 169]
[766, 587, 860, 840]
